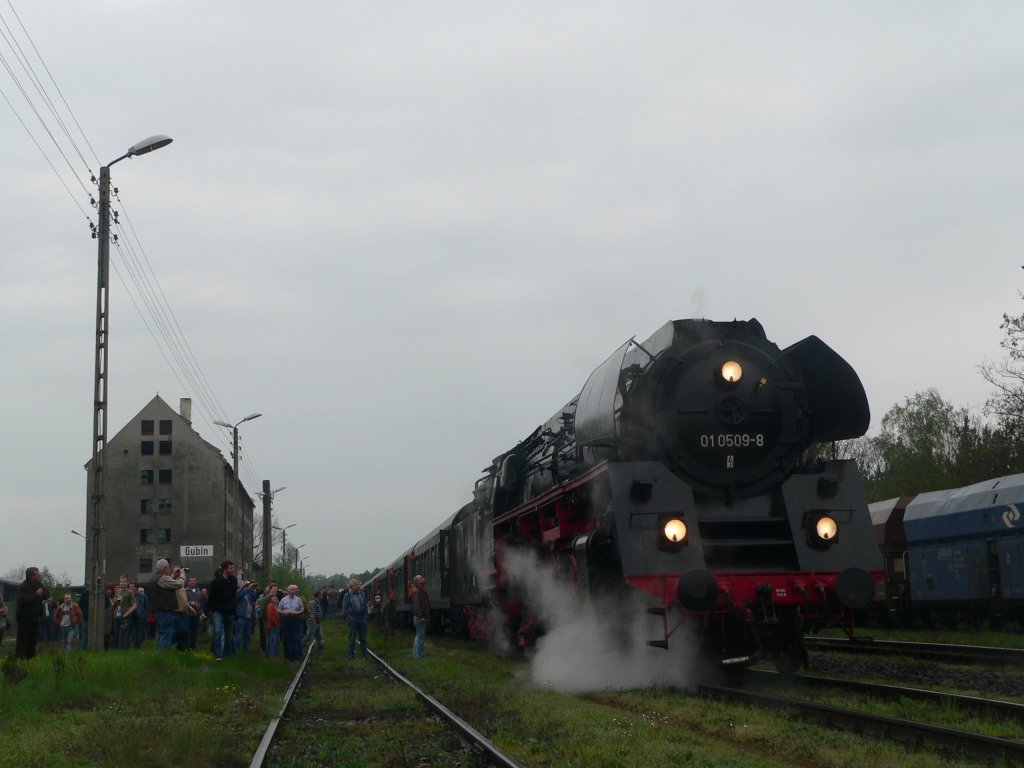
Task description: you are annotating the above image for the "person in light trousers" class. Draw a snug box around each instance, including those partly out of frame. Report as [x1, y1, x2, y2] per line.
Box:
[411, 574, 430, 659]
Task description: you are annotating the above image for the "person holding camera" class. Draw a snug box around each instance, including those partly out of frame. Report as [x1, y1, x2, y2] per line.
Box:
[149, 560, 192, 651]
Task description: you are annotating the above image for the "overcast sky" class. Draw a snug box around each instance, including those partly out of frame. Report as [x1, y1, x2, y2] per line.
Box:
[2, 2, 1021, 582]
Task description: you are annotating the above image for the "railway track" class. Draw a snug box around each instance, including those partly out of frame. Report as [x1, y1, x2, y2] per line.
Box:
[366, 647, 525, 768]
[805, 636, 1024, 666]
[743, 668, 1024, 722]
[248, 640, 524, 768]
[700, 679, 1024, 765]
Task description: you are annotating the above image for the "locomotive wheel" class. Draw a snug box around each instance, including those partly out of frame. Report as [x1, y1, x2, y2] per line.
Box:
[773, 649, 804, 678]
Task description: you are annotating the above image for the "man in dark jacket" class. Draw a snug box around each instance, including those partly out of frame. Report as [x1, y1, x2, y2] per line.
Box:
[15, 566, 49, 659]
[207, 560, 239, 660]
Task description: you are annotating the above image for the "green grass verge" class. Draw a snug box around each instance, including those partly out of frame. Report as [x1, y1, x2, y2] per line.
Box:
[290, 622, 992, 768]
[0, 642, 294, 767]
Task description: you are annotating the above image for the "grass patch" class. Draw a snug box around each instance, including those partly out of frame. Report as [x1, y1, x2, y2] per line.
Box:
[0, 643, 294, 767]
[363, 623, 1000, 768]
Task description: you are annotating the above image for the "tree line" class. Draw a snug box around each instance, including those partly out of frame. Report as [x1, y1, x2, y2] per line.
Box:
[813, 295, 1024, 502]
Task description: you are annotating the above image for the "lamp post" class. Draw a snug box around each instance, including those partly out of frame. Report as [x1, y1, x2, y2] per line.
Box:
[257, 484, 286, 581]
[87, 134, 173, 652]
[294, 543, 306, 570]
[273, 523, 296, 566]
[213, 413, 261, 572]
[299, 556, 309, 579]
[70, 530, 86, 540]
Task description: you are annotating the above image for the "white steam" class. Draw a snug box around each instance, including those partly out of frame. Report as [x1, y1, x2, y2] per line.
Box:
[501, 548, 699, 694]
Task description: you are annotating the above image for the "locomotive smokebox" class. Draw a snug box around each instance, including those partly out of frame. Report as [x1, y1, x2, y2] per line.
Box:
[676, 569, 718, 611]
[834, 567, 875, 610]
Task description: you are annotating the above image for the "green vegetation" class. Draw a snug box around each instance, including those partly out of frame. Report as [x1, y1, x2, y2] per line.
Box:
[4, 623, 1016, 766]
[0, 644, 293, 768]
[276, 622, 998, 768]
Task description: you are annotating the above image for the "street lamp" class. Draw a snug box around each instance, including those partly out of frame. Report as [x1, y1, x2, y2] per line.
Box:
[257, 484, 286, 579]
[213, 413, 261, 573]
[273, 523, 296, 565]
[299, 556, 309, 579]
[87, 134, 173, 652]
[294, 543, 306, 569]
[70, 530, 86, 539]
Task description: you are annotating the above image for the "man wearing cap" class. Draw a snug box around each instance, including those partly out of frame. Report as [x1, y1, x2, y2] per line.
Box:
[149, 559, 191, 651]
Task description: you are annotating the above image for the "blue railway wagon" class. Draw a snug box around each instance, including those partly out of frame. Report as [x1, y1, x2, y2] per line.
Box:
[904, 475, 1024, 624]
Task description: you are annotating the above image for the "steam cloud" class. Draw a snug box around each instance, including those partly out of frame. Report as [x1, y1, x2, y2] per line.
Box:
[500, 548, 698, 694]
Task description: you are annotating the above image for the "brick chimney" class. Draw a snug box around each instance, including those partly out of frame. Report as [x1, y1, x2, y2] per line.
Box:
[179, 398, 192, 424]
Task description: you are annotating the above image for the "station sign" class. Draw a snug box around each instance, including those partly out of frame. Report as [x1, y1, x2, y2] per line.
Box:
[180, 545, 214, 558]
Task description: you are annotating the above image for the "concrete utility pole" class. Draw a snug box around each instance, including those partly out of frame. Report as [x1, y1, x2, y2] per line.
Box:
[262, 481, 272, 578]
[274, 523, 296, 567]
[214, 413, 261, 569]
[259, 482, 286, 578]
[87, 135, 172, 652]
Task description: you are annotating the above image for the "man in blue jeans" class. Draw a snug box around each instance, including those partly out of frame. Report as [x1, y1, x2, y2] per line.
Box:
[342, 579, 368, 659]
[149, 560, 190, 651]
[207, 560, 238, 660]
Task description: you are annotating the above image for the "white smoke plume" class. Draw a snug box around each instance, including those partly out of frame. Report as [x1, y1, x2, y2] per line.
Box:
[501, 548, 699, 694]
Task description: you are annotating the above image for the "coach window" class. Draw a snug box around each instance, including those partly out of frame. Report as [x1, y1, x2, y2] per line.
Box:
[159, 441, 172, 455]
[141, 420, 154, 435]
[141, 441, 154, 455]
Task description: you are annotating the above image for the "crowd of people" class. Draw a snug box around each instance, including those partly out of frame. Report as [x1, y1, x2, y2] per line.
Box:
[2, 563, 433, 663]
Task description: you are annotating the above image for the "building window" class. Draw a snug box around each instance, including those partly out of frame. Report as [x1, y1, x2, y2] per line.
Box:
[141, 441, 154, 455]
[140, 499, 154, 515]
[140, 470, 154, 485]
[158, 499, 172, 514]
[139, 557, 153, 573]
[158, 469, 172, 484]
[141, 420, 154, 435]
[159, 420, 172, 435]
[159, 441, 172, 455]
[140, 529, 151, 543]
[158, 528, 172, 543]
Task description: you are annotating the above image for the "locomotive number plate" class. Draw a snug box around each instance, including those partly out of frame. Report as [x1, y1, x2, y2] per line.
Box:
[699, 433, 765, 449]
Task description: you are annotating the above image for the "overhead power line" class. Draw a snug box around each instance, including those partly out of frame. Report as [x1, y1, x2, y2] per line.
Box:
[0, 1, 264, 491]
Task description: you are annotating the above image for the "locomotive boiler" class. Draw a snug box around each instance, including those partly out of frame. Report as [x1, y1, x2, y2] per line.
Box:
[481, 318, 882, 670]
[372, 318, 883, 673]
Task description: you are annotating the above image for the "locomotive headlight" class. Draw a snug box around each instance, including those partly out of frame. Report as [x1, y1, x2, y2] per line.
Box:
[663, 518, 687, 543]
[720, 360, 743, 383]
[806, 513, 839, 549]
[658, 514, 689, 551]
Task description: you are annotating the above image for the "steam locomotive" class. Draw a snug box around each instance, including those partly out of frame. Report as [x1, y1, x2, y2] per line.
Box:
[370, 319, 883, 671]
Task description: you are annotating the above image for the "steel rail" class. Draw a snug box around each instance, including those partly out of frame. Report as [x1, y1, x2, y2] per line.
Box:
[248, 643, 316, 768]
[805, 637, 1024, 666]
[700, 683, 1024, 765]
[366, 648, 526, 768]
[743, 668, 1024, 722]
